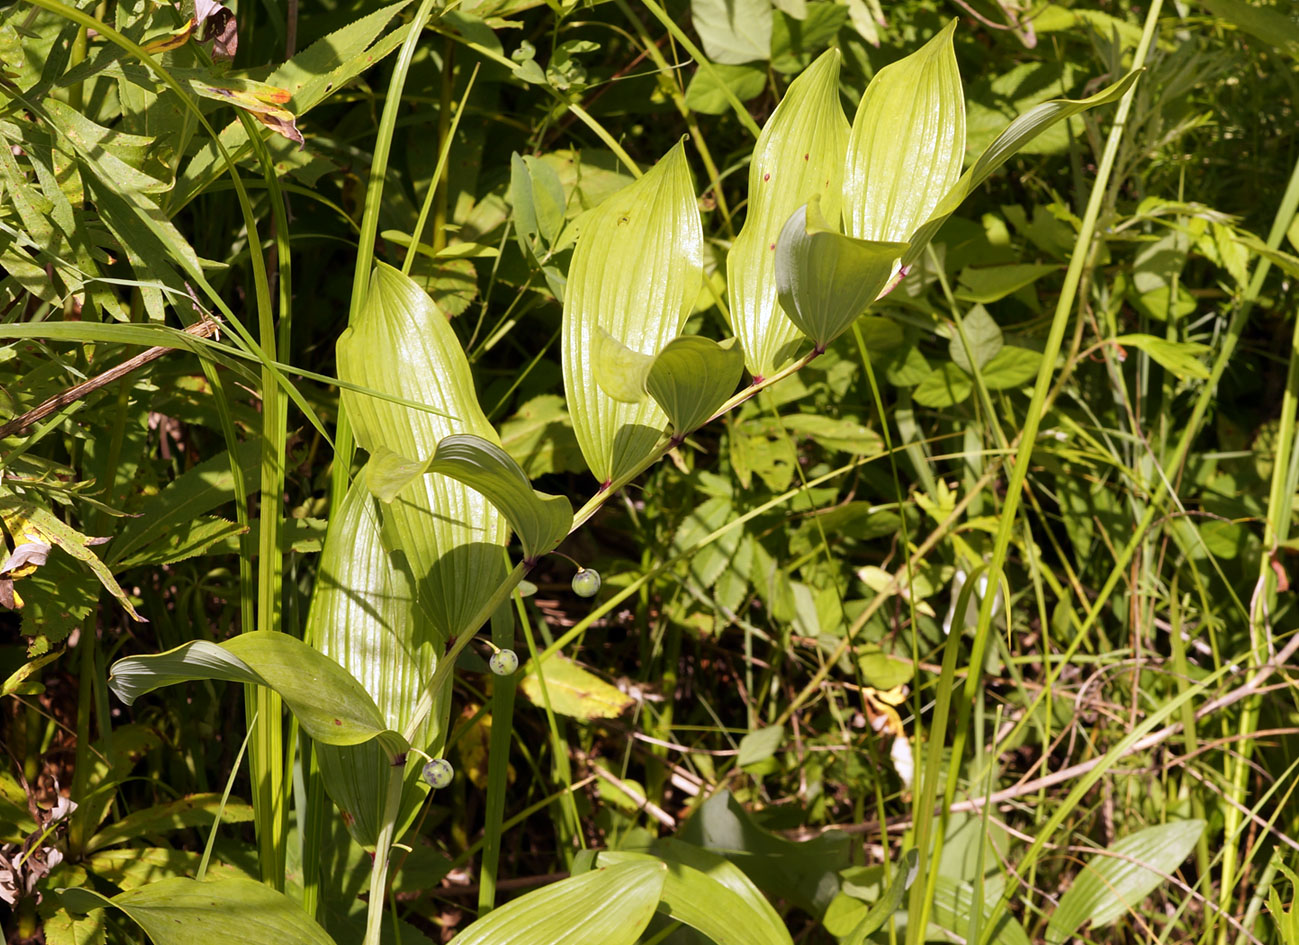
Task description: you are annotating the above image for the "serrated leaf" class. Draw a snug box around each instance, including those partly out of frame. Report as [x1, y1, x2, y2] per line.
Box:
[108, 631, 408, 757]
[775, 197, 906, 350]
[1114, 333, 1210, 380]
[845, 19, 964, 248]
[949, 304, 1003, 373]
[519, 655, 634, 719]
[59, 877, 333, 945]
[562, 141, 703, 484]
[599, 842, 792, 945]
[1046, 820, 1205, 943]
[448, 860, 665, 945]
[304, 472, 431, 847]
[737, 724, 785, 767]
[728, 48, 850, 377]
[906, 69, 1141, 266]
[367, 435, 572, 561]
[338, 262, 509, 643]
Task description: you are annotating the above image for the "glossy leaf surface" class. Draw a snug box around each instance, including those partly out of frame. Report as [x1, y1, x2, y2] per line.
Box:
[728, 49, 849, 377]
[562, 141, 703, 484]
[447, 860, 665, 945]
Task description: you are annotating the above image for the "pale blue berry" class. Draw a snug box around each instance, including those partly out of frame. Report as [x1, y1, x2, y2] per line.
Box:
[489, 649, 519, 675]
[422, 758, 453, 789]
[571, 568, 601, 598]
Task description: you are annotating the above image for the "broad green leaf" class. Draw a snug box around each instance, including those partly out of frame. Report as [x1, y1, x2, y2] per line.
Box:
[906, 69, 1141, 266]
[930, 877, 1031, 945]
[691, 0, 772, 64]
[844, 848, 918, 944]
[728, 49, 850, 377]
[448, 860, 665, 945]
[59, 877, 333, 945]
[519, 655, 634, 719]
[367, 436, 572, 561]
[511, 152, 567, 262]
[845, 20, 964, 248]
[108, 631, 408, 757]
[592, 327, 656, 403]
[949, 304, 1003, 373]
[84, 794, 254, 854]
[956, 263, 1059, 303]
[338, 262, 509, 642]
[980, 346, 1042, 390]
[1200, 0, 1299, 62]
[647, 335, 745, 436]
[599, 843, 792, 945]
[305, 472, 434, 847]
[913, 361, 973, 407]
[737, 724, 785, 767]
[562, 141, 703, 484]
[684, 62, 767, 115]
[1045, 820, 1205, 943]
[781, 414, 883, 455]
[1114, 333, 1211, 380]
[774, 197, 907, 350]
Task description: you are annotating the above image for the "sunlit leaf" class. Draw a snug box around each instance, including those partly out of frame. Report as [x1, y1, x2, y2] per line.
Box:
[84, 794, 254, 854]
[367, 435, 573, 561]
[448, 860, 665, 945]
[845, 20, 964, 246]
[562, 140, 703, 484]
[691, 0, 771, 64]
[728, 48, 849, 378]
[1114, 333, 1211, 380]
[338, 262, 509, 643]
[1046, 820, 1205, 943]
[519, 655, 634, 719]
[775, 197, 906, 350]
[59, 877, 333, 945]
[108, 631, 408, 757]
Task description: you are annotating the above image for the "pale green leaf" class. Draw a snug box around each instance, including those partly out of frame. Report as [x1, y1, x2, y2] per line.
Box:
[737, 724, 785, 766]
[949, 304, 1003, 373]
[782, 414, 883, 455]
[774, 197, 906, 350]
[980, 346, 1042, 390]
[599, 843, 792, 945]
[108, 631, 408, 757]
[646, 335, 745, 436]
[1046, 820, 1205, 943]
[338, 261, 509, 642]
[366, 436, 572, 561]
[845, 20, 964, 245]
[684, 63, 767, 115]
[519, 655, 634, 719]
[955, 263, 1059, 303]
[592, 327, 656, 403]
[906, 69, 1141, 266]
[1114, 333, 1211, 380]
[562, 140, 703, 484]
[448, 860, 665, 945]
[691, 0, 772, 64]
[305, 472, 433, 847]
[728, 49, 850, 377]
[59, 877, 333, 945]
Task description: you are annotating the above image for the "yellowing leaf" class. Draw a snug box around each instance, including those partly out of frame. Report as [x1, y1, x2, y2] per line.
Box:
[519, 655, 633, 719]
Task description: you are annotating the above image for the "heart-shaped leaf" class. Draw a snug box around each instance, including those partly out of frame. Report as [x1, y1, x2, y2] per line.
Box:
[562, 140, 704, 485]
[727, 48, 849, 378]
[592, 327, 656, 404]
[775, 197, 907, 350]
[646, 335, 745, 436]
[108, 631, 408, 757]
